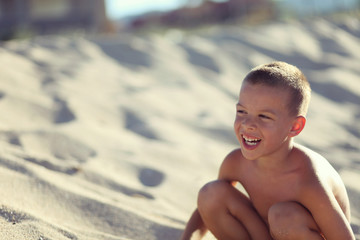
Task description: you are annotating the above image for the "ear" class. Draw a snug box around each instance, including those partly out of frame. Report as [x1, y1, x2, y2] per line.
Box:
[289, 116, 306, 137]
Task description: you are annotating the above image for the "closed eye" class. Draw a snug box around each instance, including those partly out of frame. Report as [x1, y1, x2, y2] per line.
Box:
[259, 114, 272, 120]
[237, 109, 247, 114]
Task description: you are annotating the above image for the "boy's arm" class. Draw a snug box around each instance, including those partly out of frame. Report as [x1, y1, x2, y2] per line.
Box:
[301, 183, 355, 240]
[180, 209, 208, 240]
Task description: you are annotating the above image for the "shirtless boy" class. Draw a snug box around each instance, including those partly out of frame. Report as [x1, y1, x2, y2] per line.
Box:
[181, 62, 355, 240]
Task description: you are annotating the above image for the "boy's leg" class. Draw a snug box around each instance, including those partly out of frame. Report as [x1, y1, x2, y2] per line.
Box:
[197, 180, 272, 240]
[268, 201, 325, 240]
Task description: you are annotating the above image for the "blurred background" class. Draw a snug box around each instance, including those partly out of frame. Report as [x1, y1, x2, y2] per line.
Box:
[0, 1, 359, 239]
[0, 0, 359, 40]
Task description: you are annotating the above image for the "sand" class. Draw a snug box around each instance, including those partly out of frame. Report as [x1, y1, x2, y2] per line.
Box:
[0, 17, 359, 239]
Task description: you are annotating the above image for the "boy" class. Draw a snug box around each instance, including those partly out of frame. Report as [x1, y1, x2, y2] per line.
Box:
[181, 62, 355, 240]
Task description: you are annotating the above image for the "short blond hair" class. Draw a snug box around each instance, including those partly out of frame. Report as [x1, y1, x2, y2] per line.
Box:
[243, 61, 311, 116]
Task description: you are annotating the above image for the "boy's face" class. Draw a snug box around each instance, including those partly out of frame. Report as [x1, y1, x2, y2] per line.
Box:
[234, 82, 297, 161]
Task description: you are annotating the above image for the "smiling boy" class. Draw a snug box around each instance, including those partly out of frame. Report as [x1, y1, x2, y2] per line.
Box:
[181, 62, 355, 240]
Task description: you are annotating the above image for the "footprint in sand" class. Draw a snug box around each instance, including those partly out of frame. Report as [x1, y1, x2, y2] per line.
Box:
[138, 167, 165, 187]
[93, 40, 152, 69]
[23, 131, 96, 163]
[180, 44, 221, 73]
[83, 171, 155, 200]
[311, 81, 360, 105]
[1, 131, 96, 175]
[0, 205, 78, 238]
[53, 97, 76, 124]
[0, 206, 32, 224]
[0, 131, 22, 147]
[124, 109, 158, 140]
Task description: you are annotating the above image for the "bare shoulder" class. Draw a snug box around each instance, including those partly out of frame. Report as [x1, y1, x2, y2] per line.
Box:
[293, 144, 344, 190]
[293, 143, 339, 179]
[218, 148, 244, 181]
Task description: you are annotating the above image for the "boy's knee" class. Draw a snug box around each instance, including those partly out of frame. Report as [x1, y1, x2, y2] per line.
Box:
[268, 202, 299, 223]
[197, 180, 229, 214]
[268, 202, 316, 240]
[268, 202, 301, 239]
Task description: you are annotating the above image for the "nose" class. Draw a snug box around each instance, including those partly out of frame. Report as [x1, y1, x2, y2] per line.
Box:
[241, 116, 257, 130]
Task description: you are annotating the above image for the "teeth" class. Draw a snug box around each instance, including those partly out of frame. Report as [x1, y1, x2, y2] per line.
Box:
[243, 136, 261, 142]
[243, 135, 261, 145]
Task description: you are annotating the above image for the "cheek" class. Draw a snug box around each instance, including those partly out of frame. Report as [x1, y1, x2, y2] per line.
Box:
[256, 120, 275, 131]
[233, 120, 239, 135]
[262, 122, 290, 141]
[258, 121, 285, 139]
[233, 117, 243, 139]
[234, 115, 241, 127]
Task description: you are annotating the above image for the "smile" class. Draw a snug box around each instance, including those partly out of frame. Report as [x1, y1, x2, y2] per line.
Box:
[242, 135, 262, 146]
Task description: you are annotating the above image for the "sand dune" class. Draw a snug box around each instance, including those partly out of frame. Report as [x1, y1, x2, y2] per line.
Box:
[0, 17, 359, 239]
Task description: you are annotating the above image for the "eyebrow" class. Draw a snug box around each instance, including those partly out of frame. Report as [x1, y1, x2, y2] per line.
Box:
[236, 103, 278, 116]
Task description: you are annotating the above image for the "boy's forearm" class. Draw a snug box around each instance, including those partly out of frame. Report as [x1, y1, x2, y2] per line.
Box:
[180, 209, 208, 240]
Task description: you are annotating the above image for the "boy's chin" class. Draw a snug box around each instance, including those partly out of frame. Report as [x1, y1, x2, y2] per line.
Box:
[240, 148, 260, 161]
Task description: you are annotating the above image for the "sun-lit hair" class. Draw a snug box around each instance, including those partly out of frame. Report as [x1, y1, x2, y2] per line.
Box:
[243, 61, 311, 116]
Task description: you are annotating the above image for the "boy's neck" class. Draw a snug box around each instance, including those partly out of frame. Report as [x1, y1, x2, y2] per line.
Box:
[254, 140, 295, 172]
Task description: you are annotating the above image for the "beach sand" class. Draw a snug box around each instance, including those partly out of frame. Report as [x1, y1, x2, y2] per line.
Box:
[0, 17, 359, 239]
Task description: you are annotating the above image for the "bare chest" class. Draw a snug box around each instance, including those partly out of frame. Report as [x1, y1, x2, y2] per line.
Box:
[240, 171, 300, 222]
